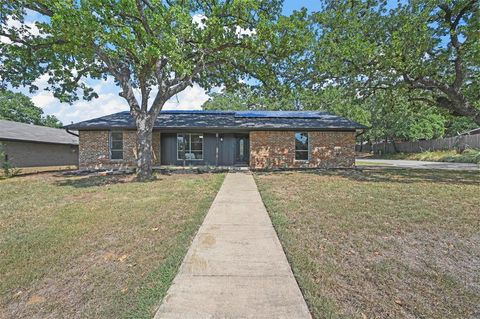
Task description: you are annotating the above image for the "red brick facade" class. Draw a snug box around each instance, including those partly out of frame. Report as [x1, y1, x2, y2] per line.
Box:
[78, 130, 160, 169]
[78, 130, 355, 169]
[249, 131, 356, 169]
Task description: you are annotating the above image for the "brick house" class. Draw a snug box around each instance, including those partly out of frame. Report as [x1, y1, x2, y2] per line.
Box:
[65, 110, 366, 170]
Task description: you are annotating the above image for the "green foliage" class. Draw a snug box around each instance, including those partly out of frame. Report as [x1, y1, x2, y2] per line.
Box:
[203, 86, 298, 111]
[0, 89, 62, 127]
[305, 0, 480, 124]
[202, 86, 462, 142]
[0, 143, 21, 178]
[0, 1, 310, 104]
[0, 0, 311, 177]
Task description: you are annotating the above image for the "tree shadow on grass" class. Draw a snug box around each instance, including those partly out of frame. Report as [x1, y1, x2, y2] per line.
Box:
[261, 168, 480, 186]
[323, 168, 479, 185]
[54, 175, 135, 188]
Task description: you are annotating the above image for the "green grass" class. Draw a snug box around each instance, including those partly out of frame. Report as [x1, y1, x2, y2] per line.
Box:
[375, 148, 480, 164]
[255, 169, 480, 319]
[355, 160, 393, 166]
[0, 172, 224, 319]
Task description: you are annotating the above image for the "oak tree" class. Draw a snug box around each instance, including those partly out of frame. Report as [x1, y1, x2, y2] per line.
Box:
[0, 0, 307, 179]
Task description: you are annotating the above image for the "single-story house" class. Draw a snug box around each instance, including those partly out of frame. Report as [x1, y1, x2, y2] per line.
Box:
[65, 110, 366, 170]
[0, 119, 79, 167]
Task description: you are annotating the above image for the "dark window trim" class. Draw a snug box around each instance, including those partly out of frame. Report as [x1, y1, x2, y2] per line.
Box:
[109, 131, 124, 160]
[176, 133, 204, 161]
[294, 132, 310, 161]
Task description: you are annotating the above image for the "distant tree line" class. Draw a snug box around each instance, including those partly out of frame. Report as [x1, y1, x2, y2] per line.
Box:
[0, 89, 62, 128]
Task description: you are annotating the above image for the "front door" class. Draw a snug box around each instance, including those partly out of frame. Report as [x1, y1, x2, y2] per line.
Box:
[235, 135, 249, 165]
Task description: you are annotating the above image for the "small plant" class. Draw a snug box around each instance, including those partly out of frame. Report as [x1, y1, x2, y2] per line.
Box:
[0, 143, 21, 178]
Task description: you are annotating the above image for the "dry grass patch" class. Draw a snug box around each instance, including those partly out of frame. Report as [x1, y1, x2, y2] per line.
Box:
[375, 149, 480, 164]
[0, 172, 224, 319]
[255, 169, 480, 319]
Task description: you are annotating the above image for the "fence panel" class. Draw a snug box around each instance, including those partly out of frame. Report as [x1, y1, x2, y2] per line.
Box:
[356, 134, 480, 154]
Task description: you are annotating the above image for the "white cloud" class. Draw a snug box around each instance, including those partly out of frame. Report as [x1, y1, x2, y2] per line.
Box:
[54, 93, 129, 124]
[236, 26, 256, 37]
[29, 79, 209, 124]
[1, 17, 42, 44]
[164, 83, 209, 110]
[192, 14, 207, 29]
[31, 90, 57, 108]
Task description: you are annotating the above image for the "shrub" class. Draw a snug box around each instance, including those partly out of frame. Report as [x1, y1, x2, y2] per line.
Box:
[0, 143, 21, 178]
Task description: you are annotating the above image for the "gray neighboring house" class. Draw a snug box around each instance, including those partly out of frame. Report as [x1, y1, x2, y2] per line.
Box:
[0, 120, 79, 167]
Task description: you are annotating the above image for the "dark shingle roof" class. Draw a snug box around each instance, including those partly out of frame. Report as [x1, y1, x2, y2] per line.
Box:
[0, 120, 79, 145]
[65, 110, 367, 131]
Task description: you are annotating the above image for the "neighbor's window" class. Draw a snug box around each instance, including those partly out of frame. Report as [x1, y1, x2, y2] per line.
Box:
[110, 132, 123, 160]
[295, 132, 309, 161]
[177, 133, 203, 160]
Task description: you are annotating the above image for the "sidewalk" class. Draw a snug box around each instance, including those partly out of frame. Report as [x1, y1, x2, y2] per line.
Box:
[154, 172, 311, 319]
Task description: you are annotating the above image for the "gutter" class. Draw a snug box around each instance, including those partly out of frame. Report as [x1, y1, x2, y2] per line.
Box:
[65, 128, 79, 137]
[355, 129, 366, 138]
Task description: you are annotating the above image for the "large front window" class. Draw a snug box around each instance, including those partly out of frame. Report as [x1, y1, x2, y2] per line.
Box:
[295, 132, 309, 161]
[177, 133, 203, 160]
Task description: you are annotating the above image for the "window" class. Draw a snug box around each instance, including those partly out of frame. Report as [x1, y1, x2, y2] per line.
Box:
[295, 132, 309, 161]
[110, 132, 123, 160]
[177, 133, 203, 160]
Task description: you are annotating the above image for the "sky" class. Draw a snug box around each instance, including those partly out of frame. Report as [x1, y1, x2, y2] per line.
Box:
[9, 1, 373, 124]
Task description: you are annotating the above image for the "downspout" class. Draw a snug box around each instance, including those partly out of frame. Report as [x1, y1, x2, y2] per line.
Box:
[215, 133, 219, 166]
[355, 129, 365, 152]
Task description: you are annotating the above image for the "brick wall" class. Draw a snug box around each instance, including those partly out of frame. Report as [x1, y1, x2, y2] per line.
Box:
[79, 130, 161, 169]
[249, 131, 355, 170]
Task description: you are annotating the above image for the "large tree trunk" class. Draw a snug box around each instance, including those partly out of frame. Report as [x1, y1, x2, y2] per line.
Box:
[135, 113, 155, 181]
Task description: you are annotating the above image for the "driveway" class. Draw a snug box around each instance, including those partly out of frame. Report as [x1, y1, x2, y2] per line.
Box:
[356, 159, 479, 170]
[154, 172, 311, 319]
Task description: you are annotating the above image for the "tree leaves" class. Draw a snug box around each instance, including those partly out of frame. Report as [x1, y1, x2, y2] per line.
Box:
[305, 0, 480, 124]
[0, 89, 62, 127]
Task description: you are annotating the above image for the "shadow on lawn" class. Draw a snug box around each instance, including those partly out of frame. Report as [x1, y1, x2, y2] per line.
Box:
[54, 175, 134, 188]
[283, 168, 480, 186]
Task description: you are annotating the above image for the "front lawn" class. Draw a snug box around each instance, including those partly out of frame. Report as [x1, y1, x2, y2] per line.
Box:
[0, 172, 224, 319]
[255, 169, 480, 319]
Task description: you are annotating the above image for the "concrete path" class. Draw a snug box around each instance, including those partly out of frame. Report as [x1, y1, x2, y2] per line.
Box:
[154, 172, 311, 319]
[357, 158, 479, 171]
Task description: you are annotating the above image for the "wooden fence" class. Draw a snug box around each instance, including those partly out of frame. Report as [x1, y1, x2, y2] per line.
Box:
[356, 134, 480, 154]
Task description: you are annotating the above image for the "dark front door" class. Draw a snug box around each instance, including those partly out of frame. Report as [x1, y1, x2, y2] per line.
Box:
[235, 134, 249, 165]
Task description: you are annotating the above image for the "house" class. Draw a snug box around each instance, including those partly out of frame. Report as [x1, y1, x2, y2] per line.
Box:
[0, 119, 79, 167]
[65, 110, 366, 170]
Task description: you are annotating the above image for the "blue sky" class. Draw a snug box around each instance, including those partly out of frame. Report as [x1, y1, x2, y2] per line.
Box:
[11, 1, 391, 124]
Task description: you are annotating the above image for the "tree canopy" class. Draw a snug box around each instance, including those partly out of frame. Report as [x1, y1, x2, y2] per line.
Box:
[204, 0, 479, 142]
[0, 0, 309, 178]
[0, 89, 62, 127]
[202, 85, 465, 142]
[306, 0, 480, 124]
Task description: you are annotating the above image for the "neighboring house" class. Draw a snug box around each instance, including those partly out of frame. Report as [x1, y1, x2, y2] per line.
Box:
[0, 120, 79, 167]
[65, 110, 366, 170]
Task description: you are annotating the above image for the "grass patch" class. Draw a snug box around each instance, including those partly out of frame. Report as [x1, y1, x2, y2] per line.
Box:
[0, 172, 224, 319]
[255, 169, 480, 319]
[376, 148, 480, 164]
[355, 161, 393, 166]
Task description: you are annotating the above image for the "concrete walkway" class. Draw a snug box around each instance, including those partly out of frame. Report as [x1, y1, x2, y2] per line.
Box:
[154, 173, 311, 319]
